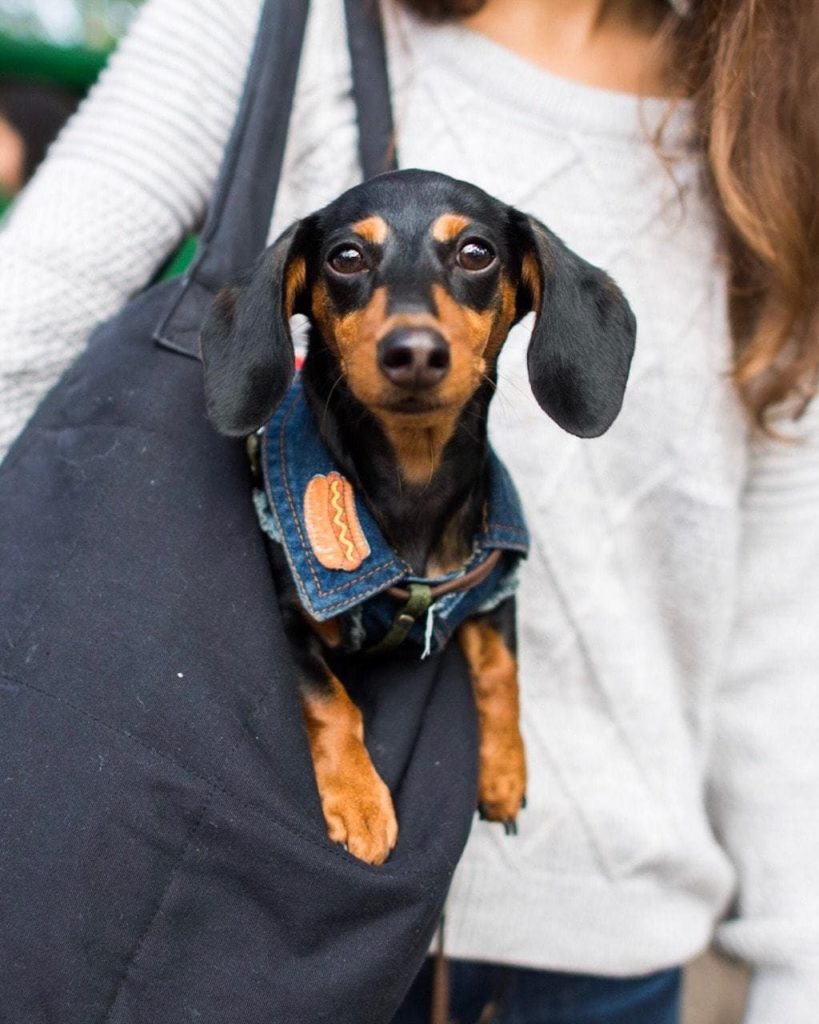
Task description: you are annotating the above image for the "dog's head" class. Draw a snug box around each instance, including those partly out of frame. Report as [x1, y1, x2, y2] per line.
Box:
[200, 168, 636, 439]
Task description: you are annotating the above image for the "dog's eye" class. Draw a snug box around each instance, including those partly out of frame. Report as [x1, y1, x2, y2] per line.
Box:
[456, 240, 495, 272]
[328, 245, 367, 275]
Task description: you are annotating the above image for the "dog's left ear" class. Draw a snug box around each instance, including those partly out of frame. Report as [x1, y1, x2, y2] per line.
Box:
[512, 212, 636, 438]
[199, 220, 309, 436]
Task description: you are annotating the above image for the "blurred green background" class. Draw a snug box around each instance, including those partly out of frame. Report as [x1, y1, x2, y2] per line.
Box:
[0, 0, 142, 103]
[0, 0, 141, 52]
[0, 0, 141, 210]
[0, 0, 195, 277]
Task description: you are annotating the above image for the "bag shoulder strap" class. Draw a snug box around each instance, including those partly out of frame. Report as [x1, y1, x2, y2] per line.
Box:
[156, 0, 396, 357]
[343, 0, 396, 180]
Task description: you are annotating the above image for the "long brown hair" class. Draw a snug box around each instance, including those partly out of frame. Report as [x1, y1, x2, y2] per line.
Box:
[400, 0, 819, 428]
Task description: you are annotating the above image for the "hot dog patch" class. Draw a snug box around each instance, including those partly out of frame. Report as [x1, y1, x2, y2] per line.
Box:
[304, 472, 371, 571]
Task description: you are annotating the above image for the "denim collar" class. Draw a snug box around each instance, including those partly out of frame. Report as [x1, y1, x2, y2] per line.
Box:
[261, 377, 528, 623]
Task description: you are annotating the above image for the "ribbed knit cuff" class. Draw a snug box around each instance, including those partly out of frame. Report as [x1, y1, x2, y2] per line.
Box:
[742, 963, 819, 1024]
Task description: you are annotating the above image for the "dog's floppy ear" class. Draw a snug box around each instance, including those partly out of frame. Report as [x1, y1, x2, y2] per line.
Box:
[200, 221, 308, 436]
[512, 212, 636, 438]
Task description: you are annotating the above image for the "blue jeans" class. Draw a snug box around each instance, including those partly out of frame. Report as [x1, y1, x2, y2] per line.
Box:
[390, 958, 682, 1024]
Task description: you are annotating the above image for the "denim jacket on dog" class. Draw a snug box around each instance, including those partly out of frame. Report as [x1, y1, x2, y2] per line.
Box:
[255, 378, 529, 657]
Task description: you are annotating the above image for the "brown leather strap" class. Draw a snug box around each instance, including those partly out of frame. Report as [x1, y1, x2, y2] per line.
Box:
[430, 918, 450, 1024]
[387, 549, 502, 603]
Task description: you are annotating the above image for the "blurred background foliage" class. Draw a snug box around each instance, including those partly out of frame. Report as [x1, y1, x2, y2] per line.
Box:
[0, 0, 141, 50]
[0, 0, 195, 278]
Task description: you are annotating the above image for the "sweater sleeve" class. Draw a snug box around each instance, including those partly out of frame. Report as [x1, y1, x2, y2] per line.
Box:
[0, 0, 262, 457]
[709, 397, 819, 1022]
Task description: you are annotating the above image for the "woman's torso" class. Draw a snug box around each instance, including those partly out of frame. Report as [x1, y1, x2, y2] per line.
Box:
[266, 0, 748, 970]
[0, 0, 749, 971]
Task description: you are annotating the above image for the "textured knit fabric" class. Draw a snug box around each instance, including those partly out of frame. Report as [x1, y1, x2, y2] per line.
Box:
[1, 0, 818, 1019]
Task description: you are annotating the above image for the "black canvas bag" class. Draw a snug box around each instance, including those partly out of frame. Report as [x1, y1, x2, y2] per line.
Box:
[0, 3, 478, 1021]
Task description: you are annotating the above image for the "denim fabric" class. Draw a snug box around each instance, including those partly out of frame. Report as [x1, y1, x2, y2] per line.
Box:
[258, 378, 529, 656]
[391, 959, 682, 1024]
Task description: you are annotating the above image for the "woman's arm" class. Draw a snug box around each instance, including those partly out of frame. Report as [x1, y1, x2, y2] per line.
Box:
[709, 398, 819, 1022]
[0, 0, 263, 456]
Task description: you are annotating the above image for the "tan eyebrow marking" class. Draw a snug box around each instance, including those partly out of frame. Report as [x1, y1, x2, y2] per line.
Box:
[284, 255, 306, 318]
[351, 216, 389, 244]
[521, 251, 542, 310]
[431, 213, 471, 242]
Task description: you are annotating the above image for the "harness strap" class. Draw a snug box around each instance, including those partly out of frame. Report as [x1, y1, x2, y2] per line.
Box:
[367, 549, 504, 655]
[387, 549, 503, 603]
[367, 583, 433, 655]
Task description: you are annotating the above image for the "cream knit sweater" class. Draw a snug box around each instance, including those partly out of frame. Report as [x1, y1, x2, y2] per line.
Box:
[1, 1, 818, 1019]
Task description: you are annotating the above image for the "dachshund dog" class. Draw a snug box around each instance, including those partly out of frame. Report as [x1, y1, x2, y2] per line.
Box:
[200, 169, 636, 866]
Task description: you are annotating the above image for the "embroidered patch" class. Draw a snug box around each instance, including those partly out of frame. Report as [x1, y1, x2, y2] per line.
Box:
[304, 472, 371, 571]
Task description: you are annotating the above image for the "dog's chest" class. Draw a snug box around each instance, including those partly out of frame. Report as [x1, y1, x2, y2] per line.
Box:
[253, 379, 530, 658]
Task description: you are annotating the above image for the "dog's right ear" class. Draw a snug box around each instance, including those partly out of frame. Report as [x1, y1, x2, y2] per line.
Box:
[200, 220, 309, 436]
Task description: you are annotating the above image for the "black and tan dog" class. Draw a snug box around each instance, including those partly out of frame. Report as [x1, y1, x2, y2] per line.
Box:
[200, 169, 635, 866]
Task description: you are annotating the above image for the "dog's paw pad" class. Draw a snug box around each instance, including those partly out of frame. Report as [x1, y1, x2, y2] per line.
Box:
[320, 766, 398, 866]
[477, 729, 526, 828]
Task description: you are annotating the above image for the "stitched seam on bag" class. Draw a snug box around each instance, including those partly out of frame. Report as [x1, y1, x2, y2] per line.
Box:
[2, 671, 233, 791]
[0, 670, 326, 853]
[0, 537, 81, 674]
[0, 670, 433, 877]
[98, 800, 209, 1024]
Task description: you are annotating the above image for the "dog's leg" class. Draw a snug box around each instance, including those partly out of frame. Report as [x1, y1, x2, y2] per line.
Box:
[283, 606, 399, 866]
[457, 601, 526, 833]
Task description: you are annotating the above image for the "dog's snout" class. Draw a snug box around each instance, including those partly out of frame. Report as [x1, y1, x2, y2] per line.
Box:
[378, 329, 450, 390]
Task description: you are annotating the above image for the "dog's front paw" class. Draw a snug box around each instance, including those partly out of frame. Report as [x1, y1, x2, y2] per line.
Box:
[477, 725, 527, 834]
[315, 741, 398, 866]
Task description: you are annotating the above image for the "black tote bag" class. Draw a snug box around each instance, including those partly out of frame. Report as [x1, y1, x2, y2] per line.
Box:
[0, 3, 478, 1022]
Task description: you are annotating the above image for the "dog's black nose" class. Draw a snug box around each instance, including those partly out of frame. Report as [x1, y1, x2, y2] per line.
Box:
[378, 329, 450, 389]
